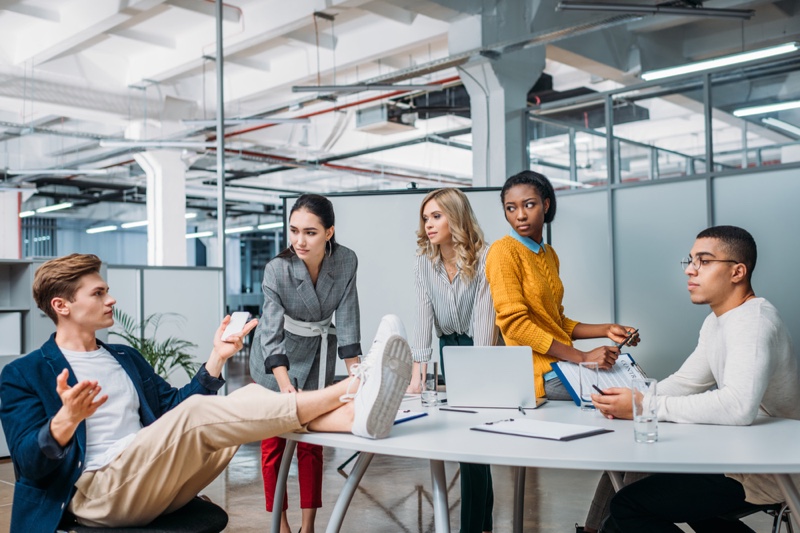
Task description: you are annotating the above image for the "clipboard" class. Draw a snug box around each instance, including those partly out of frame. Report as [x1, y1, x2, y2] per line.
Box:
[394, 409, 427, 425]
[551, 353, 648, 407]
[471, 418, 613, 441]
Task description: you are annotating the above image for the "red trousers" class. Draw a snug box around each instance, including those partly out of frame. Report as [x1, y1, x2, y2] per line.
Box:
[261, 437, 323, 511]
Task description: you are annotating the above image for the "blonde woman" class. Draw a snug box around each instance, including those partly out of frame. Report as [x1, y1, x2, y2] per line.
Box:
[409, 188, 498, 533]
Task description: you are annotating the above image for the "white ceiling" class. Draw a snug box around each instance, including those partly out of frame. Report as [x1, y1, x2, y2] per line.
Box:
[0, 0, 798, 227]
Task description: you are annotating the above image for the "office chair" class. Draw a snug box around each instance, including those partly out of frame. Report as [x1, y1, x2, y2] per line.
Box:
[720, 502, 793, 533]
[64, 497, 229, 533]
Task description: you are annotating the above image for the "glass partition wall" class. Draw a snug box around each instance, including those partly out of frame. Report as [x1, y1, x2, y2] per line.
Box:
[528, 54, 800, 188]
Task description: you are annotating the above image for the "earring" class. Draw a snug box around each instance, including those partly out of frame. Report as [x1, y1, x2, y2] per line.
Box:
[326, 240, 332, 257]
[289, 243, 295, 253]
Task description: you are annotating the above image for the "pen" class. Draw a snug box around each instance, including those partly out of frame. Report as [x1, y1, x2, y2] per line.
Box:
[518, 405, 527, 415]
[440, 408, 478, 414]
[616, 328, 640, 349]
[592, 384, 607, 395]
[293, 377, 299, 390]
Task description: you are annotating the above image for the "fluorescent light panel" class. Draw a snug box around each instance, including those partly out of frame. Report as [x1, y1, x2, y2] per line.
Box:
[186, 231, 213, 239]
[36, 202, 73, 213]
[257, 221, 284, 230]
[641, 42, 800, 81]
[293, 84, 444, 93]
[120, 220, 149, 229]
[86, 225, 118, 234]
[762, 117, 800, 137]
[99, 140, 217, 149]
[18, 210, 36, 218]
[121, 213, 198, 229]
[733, 100, 800, 117]
[224, 226, 254, 234]
[184, 118, 310, 126]
[8, 168, 112, 176]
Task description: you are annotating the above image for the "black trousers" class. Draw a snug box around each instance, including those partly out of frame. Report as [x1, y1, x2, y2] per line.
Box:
[607, 473, 763, 533]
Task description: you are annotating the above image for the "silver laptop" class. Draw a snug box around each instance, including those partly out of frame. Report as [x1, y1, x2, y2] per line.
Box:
[441, 346, 547, 410]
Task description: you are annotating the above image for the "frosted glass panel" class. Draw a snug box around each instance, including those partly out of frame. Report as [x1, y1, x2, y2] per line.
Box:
[714, 168, 800, 347]
[551, 191, 612, 350]
[614, 181, 710, 379]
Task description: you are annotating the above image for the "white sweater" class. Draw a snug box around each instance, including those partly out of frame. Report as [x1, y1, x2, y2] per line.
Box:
[657, 298, 800, 503]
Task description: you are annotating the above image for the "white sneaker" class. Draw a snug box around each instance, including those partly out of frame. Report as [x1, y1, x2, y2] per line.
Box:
[340, 314, 406, 402]
[350, 316, 412, 439]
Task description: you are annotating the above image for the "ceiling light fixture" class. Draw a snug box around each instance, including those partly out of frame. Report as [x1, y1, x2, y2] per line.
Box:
[86, 225, 118, 234]
[762, 117, 800, 137]
[99, 140, 218, 149]
[183, 118, 310, 126]
[548, 177, 594, 189]
[224, 225, 254, 234]
[257, 221, 284, 230]
[186, 231, 214, 239]
[641, 42, 800, 81]
[556, 1, 754, 19]
[292, 84, 445, 93]
[122, 213, 198, 229]
[733, 99, 800, 117]
[7, 168, 114, 176]
[120, 220, 149, 229]
[18, 210, 36, 218]
[36, 202, 73, 214]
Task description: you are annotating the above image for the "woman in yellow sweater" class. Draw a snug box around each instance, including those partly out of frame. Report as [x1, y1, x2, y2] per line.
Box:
[486, 171, 638, 399]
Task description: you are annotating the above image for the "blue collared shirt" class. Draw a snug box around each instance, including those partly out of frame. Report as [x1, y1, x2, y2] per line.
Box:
[509, 229, 545, 254]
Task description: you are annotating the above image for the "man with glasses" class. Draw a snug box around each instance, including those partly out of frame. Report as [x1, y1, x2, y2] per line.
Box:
[586, 225, 800, 533]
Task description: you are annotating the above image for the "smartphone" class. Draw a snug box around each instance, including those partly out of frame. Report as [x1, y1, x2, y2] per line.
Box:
[221, 311, 252, 341]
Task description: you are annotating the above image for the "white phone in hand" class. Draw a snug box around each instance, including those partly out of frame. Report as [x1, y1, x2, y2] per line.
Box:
[222, 311, 251, 341]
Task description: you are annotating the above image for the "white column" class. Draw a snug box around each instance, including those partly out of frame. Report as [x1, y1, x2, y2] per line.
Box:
[0, 191, 23, 259]
[133, 150, 187, 266]
[450, 13, 545, 187]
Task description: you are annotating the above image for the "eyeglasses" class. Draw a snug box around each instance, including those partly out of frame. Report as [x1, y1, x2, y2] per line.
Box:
[680, 257, 740, 271]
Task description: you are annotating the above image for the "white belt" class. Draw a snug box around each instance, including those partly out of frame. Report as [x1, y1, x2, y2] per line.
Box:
[283, 314, 336, 390]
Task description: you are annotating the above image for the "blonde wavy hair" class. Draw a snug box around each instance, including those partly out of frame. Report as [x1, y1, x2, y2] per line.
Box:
[416, 188, 485, 281]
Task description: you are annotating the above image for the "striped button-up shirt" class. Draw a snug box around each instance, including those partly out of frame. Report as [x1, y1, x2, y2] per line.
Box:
[411, 246, 498, 362]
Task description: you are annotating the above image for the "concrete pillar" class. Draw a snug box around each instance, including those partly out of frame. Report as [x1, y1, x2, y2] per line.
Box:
[133, 150, 187, 266]
[450, 8, 546, 186]
[0, 191, 23, 259]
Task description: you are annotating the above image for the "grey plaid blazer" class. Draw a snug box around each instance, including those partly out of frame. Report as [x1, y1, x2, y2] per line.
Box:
[250, 244, 362, 391]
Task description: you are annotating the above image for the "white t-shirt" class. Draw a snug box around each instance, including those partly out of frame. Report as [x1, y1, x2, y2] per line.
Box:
[61, 346, 143, 471]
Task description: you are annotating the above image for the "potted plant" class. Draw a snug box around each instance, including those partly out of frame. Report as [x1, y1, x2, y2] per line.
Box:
[111, 308, 199, 381]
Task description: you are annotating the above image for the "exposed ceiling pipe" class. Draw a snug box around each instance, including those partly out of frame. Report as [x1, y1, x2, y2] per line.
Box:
[210, 147, 468, 186]
[213, 75, 462, 140]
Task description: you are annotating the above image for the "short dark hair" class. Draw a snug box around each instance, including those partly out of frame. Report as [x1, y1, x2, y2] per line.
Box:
[277, 193, 338, 259]
[33, 253, 102, 324]
[697, 225, 757, 281]
[500, 170, 557, 224]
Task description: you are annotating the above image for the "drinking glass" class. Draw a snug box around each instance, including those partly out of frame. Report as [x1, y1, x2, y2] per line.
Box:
[632, 378, 658, 443]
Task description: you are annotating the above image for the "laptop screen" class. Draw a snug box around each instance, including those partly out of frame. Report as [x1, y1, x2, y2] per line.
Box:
[442, 346, 545, 409]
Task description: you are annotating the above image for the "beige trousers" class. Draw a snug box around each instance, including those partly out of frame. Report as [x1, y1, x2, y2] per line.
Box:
[69, 384, 302, 528]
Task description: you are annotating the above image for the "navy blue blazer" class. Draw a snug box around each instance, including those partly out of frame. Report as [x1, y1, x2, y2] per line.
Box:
[0, 334, 224, 533]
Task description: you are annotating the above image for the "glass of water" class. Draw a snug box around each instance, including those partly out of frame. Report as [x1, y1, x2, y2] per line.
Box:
[632, 378, 658, 443]
[421, 361, 439, 407]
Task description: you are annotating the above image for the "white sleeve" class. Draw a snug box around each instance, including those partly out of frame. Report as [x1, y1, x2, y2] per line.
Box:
[470, 248, 498, 348]
[657, 306, 775, 425]
[411, 257, 434, 363]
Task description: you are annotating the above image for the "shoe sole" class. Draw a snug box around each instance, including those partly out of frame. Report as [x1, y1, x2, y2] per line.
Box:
[366, 334, 412, 439]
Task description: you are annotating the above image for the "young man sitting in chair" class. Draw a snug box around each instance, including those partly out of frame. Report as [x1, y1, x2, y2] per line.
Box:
[0, 253, 412, 532]
[587, 226, 800, 533]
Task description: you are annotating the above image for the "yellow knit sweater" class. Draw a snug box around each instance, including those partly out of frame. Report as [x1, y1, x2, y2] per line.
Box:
[485, 236, 579, 398]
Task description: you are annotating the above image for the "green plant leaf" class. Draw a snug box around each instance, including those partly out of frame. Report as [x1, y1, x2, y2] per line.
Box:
[110, 308, 200, 381]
